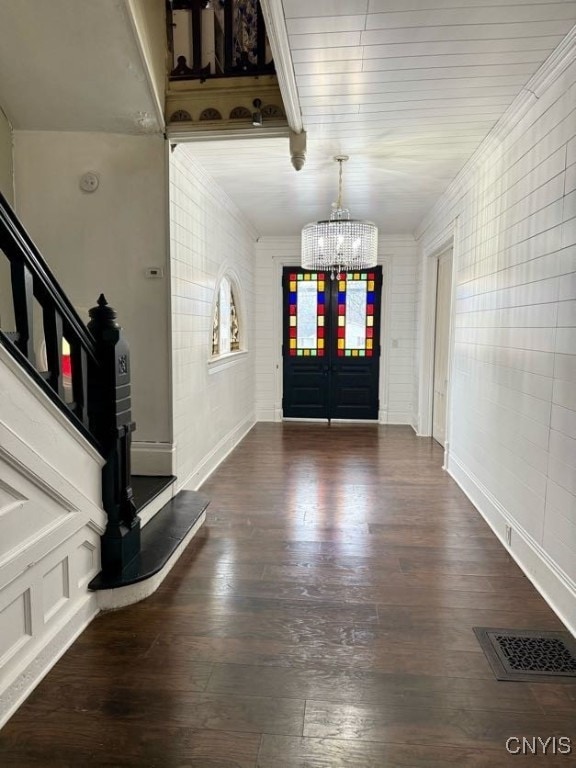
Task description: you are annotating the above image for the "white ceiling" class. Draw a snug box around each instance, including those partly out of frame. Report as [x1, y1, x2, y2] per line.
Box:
[0, 0, 160, 134]
[1, 0, 574, 235]
[185, 0, 576, 236]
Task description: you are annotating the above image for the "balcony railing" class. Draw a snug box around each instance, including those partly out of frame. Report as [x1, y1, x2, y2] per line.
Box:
[168, 0, 274, 81]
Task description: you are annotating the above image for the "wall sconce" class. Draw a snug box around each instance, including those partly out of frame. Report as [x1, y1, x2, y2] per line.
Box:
[252, 99, 263, 127]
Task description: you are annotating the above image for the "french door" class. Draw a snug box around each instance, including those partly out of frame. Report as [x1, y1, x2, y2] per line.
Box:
[282, 266, 383, 420]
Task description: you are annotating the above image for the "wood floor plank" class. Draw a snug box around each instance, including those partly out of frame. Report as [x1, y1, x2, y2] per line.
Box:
[0, 719, 260, 767]
[303, 699, 575, 751]
[157, 574, 502, 605]
[1, 423, 573, 767]
[13, 684, 304, 737]
[207, 662, 544, 713]
[257, 735, 574, 767]
[262, 564, 536, 593]
[146, 633, 497, 679]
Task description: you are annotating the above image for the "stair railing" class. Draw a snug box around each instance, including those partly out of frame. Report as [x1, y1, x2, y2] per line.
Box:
[0, 191, 140, 576]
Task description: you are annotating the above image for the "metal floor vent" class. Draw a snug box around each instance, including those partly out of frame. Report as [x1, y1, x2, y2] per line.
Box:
[474, 627, 576, 683]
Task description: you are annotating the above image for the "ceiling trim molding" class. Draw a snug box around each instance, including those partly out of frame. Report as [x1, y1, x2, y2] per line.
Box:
[167, 125, 290, 142]
[259, 0, 303, 134]
[416, 26, 576, 242]
[528, 23, 576, 97]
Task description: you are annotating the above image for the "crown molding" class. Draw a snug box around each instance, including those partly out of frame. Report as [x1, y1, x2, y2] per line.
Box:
[259, 0, 303, 134]
[167, 124, 290, 142]
[416, 26, 576, 242]
[528, 23, 576, 97]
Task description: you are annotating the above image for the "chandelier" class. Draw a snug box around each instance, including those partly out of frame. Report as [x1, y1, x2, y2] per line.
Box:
[301, 156, 378, 277]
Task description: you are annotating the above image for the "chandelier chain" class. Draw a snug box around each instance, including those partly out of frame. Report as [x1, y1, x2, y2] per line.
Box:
[337, 158, 343, 210]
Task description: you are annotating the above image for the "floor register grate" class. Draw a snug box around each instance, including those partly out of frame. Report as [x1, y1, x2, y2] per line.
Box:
[474, 627, 576, 683]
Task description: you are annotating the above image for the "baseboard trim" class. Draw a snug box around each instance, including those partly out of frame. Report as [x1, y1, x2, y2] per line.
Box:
[382, 414, 414, 425]
[0, 593, 99, 730]
[447, 452, 576, 637]
[131, 442, 174, 475]
[179, 414, 256, 492]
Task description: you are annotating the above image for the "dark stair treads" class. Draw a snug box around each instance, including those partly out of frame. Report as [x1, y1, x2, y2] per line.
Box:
[89, 490, 209, 591]
[131, 474, 176, 513]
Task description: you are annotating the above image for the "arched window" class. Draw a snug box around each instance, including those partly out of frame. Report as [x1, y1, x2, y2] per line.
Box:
[212, 276, 241, 357]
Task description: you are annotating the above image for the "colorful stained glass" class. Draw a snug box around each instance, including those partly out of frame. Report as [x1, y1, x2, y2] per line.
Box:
[212, 276, 242, 356]
[337, 272, 376, 357]
[61, 338, 72, 379]
[288, 272, 326, 356]
[230, 287, 240, 351]
[219, 278, 231, 353]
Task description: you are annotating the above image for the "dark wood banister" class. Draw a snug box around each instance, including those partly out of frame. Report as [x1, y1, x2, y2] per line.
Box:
[0, 190, 141, 578]
[0, 191, 99, 364]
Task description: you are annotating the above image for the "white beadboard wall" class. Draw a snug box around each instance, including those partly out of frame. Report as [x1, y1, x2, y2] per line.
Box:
[254, 235, 419, 423]
[169, 146, 256, 490]
[386, 238, 419, 425]
[417, 48, 576, 632]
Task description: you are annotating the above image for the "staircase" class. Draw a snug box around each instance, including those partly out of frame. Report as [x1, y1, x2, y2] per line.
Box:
[89, 481, 209, 609]
[0, 188, 209, 582]
[0, 189, 208, 725]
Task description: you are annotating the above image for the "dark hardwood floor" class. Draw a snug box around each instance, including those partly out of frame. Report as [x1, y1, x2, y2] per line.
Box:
[1, 423, 575, 767]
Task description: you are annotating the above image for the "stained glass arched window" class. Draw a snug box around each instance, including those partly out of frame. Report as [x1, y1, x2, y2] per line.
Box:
[212, 276, 242, 356]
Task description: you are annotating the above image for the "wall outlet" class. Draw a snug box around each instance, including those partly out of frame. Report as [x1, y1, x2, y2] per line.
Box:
[505, 525, 512, 547]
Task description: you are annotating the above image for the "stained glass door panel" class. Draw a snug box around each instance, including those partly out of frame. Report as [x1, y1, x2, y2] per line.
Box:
[283, 269, 329, 418]
[282, 266, 382, 420]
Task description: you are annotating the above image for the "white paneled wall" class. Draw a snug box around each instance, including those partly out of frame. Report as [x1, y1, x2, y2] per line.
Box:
[170, 146, 256, 489]
[417, 53, 576, 631]
[254, 236, 418, 423]
[0, 346, 105, 728]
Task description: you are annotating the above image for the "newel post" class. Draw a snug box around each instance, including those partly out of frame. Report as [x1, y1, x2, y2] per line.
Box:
[87, 294, 140, 576]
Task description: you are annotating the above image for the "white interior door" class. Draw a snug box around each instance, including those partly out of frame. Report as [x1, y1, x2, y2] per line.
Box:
[432, 249, 452, 446]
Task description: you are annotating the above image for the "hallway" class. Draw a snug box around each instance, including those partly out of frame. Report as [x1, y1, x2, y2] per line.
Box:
[0, 423, 574, 766]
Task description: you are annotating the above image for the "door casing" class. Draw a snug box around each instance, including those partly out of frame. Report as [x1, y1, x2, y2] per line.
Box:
[432, 248, 453, 446]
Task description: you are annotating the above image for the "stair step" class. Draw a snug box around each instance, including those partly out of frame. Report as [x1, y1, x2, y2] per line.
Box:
[89, 489, 209, 592]
[131, 474, 177, 527]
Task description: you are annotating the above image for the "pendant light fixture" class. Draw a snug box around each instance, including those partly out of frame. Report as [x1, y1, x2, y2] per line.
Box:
[301, 156, 378, 278]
